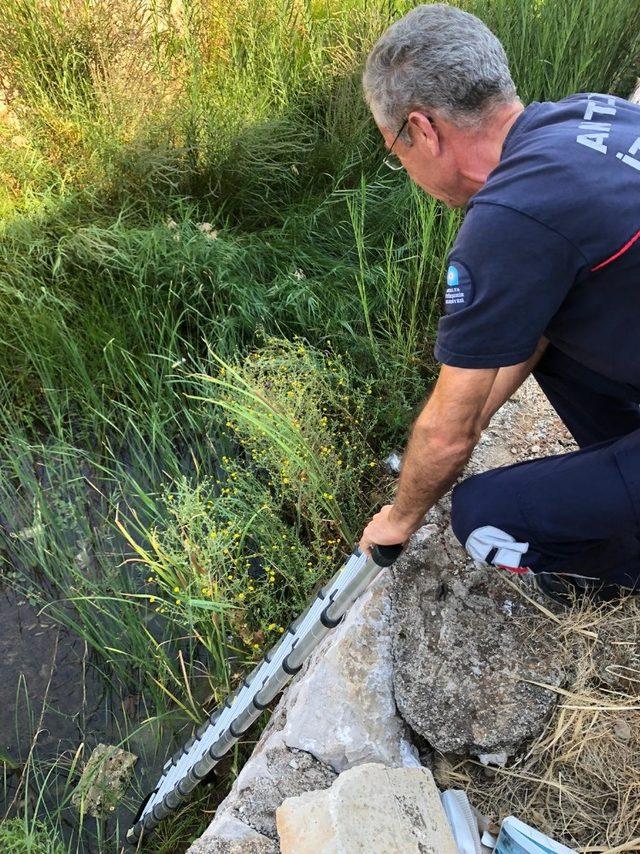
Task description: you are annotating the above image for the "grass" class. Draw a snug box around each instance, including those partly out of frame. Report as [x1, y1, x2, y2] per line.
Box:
[0, 818, 66, 853]
[0, 0, 638, 850]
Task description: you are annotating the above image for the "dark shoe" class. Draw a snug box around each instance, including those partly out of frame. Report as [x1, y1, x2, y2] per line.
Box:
[533, 572, 630, 608]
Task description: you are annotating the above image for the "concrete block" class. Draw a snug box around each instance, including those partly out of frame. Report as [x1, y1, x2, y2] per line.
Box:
[276, 762, 458, 854]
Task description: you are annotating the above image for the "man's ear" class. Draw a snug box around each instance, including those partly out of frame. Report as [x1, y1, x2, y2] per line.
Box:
[408, 110, 440, 156]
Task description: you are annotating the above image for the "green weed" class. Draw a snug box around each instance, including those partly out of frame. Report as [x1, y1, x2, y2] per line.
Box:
[117, 337, 388, 710]
[0, 818, 66, 853]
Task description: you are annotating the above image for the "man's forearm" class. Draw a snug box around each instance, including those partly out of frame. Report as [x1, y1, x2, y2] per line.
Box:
[389, 424, 474, 532]
[479, 337, 548, 429]
[360, 351, 547, 551]
[388, 344, 548, 534]
[358, 365, 497, 552]
[388, 366, 497, 534]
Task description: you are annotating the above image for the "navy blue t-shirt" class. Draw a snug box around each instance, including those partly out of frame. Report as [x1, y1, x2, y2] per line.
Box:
[435, 93, 640, 392]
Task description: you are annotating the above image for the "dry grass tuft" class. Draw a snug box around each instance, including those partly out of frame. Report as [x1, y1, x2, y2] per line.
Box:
[435, 596, 640, 852]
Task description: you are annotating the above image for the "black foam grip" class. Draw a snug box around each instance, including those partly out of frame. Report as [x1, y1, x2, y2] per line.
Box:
[371, 543, 404, 567]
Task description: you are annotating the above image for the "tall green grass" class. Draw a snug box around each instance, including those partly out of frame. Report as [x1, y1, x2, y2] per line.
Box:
[0, 818, 65, 853]
[0, 0, 638, 849]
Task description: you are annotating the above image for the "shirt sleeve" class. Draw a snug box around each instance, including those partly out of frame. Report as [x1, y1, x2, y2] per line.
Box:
[434, 202, 587, 369]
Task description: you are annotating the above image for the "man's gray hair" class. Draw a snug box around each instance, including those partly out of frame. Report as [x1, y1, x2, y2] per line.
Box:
[363, 4, 518, 136]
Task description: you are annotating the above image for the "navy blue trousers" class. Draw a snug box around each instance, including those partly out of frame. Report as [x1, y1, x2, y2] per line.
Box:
[451, 346, 640, 588]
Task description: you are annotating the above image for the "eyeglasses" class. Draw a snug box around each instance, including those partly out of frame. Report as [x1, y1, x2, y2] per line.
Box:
[383, 117, 408, 171]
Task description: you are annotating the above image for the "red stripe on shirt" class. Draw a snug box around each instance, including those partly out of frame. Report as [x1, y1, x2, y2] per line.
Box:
[591, 228, 640, 272]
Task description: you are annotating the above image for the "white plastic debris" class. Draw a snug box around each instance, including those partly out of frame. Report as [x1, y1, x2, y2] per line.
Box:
[441, 790, 483, 854]
[482, 829, 498, 849]
[383, 450, 402, 475]
[495, 817, 577, 853]
[478, 751, 508, 767]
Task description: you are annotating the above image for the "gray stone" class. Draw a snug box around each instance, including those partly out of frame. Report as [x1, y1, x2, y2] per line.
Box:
[233, 747, 337, 840]
[613, 719, 632, 742]
[276, 763, 458, 854]
[187, 814, 278, 854]
[391, 536, 565, 757]
[187, 747, 336, 852]
[71, 744, 137, 818]
[273, 570, 419, 772]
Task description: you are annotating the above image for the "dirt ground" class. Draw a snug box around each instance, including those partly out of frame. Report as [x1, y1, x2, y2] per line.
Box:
[469, 376, 575, 475]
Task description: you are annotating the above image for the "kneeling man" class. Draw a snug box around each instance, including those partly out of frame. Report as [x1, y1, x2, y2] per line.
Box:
[359, 4, 640, 605]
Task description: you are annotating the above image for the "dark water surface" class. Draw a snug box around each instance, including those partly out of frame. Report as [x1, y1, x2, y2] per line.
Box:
[0, 582, 184, 853]
[0, 435, 227, 850]
[0, 587, 106, 763]
[0, 585, 126, 851]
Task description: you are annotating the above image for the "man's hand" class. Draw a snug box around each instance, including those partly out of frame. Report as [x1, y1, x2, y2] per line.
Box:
[359, 504, 416, 556]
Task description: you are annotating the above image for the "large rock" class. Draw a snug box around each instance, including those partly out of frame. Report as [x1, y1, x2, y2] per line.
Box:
[391, 533, 565, 757]
[276, 762, 458, 854]
[271, 570, 418, 772]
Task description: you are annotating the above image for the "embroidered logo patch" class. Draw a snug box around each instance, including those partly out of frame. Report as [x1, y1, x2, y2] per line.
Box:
[444, 262, 474, 314]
